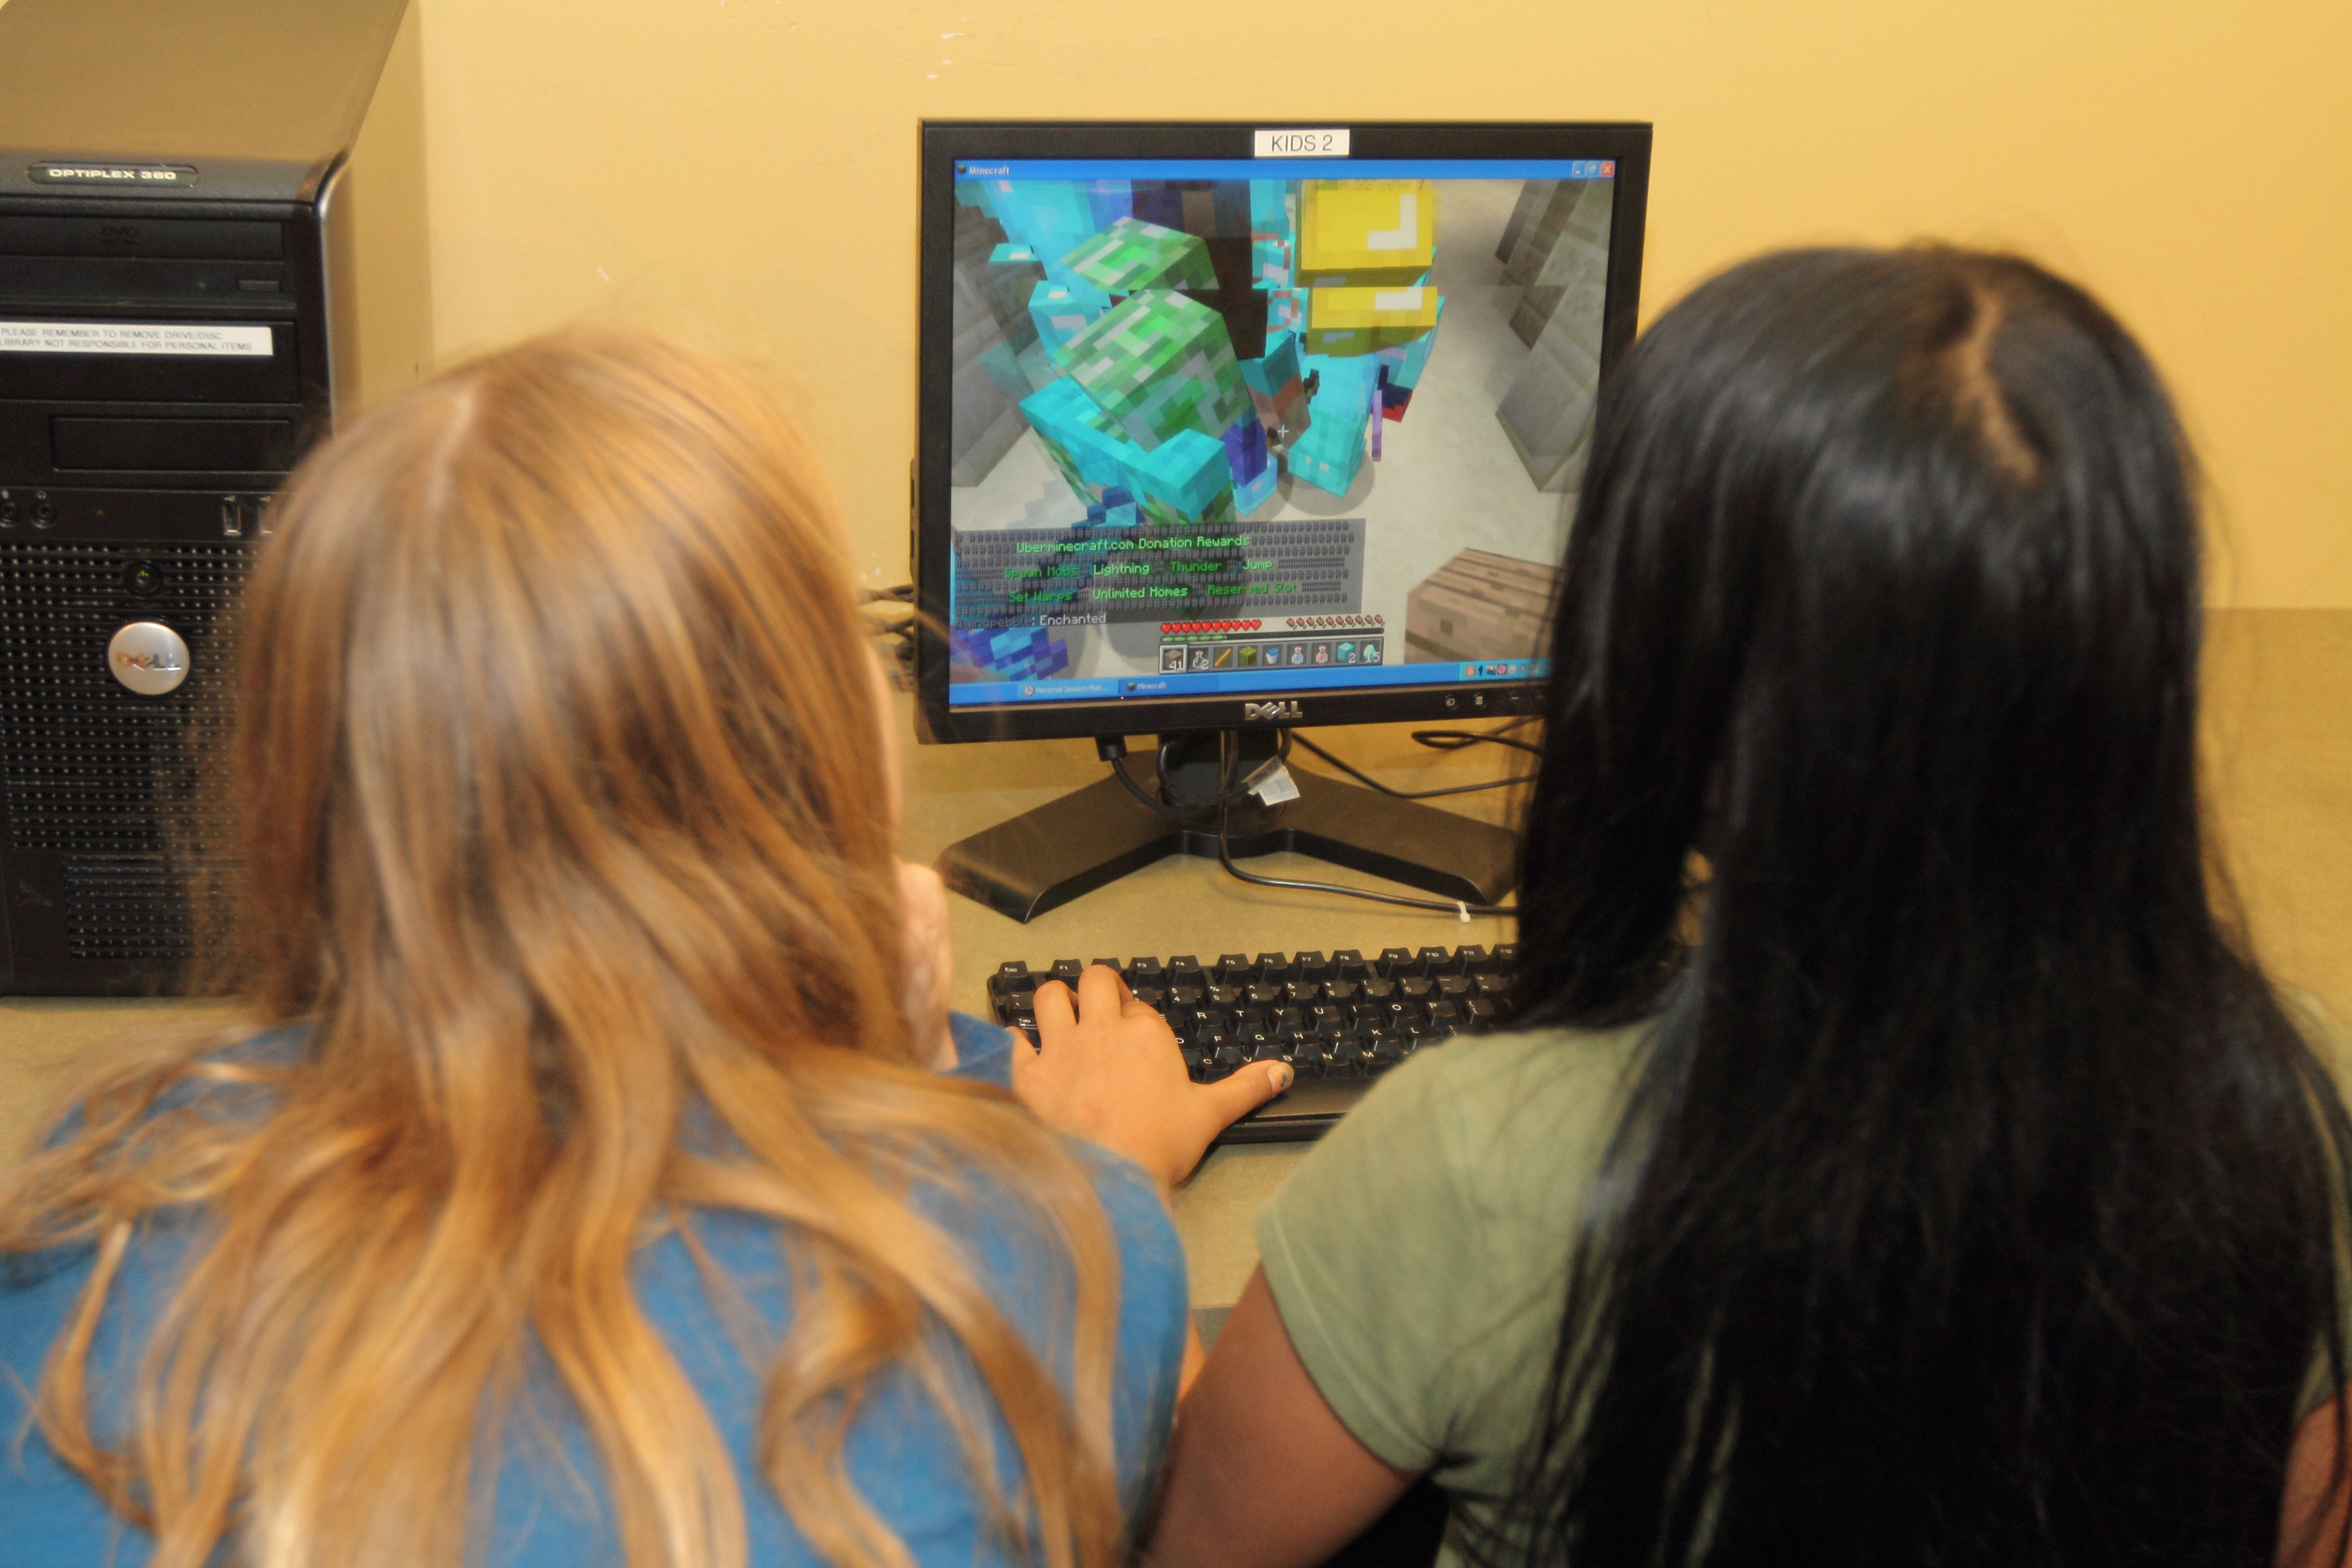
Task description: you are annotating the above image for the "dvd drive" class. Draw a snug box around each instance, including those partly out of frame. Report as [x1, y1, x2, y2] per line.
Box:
[53, 416, 292, 471]
[0, 217, 283, 259]
[0, 255, 289, 300]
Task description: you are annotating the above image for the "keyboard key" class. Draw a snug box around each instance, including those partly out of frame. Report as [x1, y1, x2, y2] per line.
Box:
[1245, 982, 1284, 1009]
[1050, 958, 1085, 985]
[1215, 953, 1253, 984]
[1417, 946, 1453, 975]
[1377, 946, 1415, 978]
[1254, 952, 1292, 982]
[1284, 979, 1322, 1006]
[1129, 958, 1166, 985]
[1169, 955, 1204, 979]
[1462, 998, 1503, 1033]
[1324, 979, 1358, 1004]
[1456, 944, 1495, 975]
[1293, 951, 1329, 982]
[1331, 949, 1369, 981]
[1474, 973, 1514, 1021]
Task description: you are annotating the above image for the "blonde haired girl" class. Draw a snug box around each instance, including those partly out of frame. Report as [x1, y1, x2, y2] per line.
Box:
[0, 332, 1276, 1568]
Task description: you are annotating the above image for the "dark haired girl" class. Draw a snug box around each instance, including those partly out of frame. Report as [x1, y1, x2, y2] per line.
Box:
[1138, 246, 2352, 1567]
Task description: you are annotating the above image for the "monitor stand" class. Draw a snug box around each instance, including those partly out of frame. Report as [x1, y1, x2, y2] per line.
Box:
[935, 730, 1519, 923]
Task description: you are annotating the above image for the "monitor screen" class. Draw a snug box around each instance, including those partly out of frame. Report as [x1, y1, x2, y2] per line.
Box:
[915, 122, 1649, 742]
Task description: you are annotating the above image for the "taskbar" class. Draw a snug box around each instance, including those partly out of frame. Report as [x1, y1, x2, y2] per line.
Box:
[949, 657, 1544, 708]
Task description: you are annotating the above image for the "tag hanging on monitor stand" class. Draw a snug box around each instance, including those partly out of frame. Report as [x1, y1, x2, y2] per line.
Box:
[1245, 758, 1301, 806]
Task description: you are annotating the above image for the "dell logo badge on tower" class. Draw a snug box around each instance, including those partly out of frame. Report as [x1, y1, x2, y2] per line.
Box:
[107, 621, 191, 696]
[1244, 700, 1302, 722]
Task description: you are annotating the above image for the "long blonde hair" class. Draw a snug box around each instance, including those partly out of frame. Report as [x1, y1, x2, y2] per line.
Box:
[1, 332, 1123, 1568]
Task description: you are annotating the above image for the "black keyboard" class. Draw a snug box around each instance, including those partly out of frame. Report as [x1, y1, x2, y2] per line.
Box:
[984, 943, 1520, 1143]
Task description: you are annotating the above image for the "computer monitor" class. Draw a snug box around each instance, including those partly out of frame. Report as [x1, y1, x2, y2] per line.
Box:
[914, 120, 1651, 920]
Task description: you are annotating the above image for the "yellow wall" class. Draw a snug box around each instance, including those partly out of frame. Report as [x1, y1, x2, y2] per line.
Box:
[414, 0, 2351, 605]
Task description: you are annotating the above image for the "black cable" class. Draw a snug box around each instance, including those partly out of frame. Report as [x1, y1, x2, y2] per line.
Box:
[863, 619, 916, 691]
[1212, 806, 1517, 918]
[1279, 733, 1533, 804]
[1157, 730, 1292, 811]
[1194, 731, 1520, 920]
[1105, 731, 1290, 822]
[1109, 753, 1194, 824]
[1410, 714, 1543, 757]
[860, 591, 918, 691]
[1098, 732, 1517, 918]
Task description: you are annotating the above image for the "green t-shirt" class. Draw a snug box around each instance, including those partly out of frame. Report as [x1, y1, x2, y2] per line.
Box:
[1258, 997, 2352, 1567]
[1259, 1022, 1651, 1566]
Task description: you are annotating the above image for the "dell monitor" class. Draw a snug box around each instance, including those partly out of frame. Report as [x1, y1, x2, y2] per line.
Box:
[915, 120, 1650, 920]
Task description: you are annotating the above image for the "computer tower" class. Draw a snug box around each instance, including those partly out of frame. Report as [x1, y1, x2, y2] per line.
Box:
[0, 0, 432, 993]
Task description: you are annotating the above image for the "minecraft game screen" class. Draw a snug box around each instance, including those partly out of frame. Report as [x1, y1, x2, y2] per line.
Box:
[943, 157, 1615, 707]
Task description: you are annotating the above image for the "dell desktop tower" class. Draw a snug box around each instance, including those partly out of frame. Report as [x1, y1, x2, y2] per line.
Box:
[0, 0, 433, 993]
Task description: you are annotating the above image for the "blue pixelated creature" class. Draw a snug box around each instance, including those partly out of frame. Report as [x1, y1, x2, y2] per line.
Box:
[950, 624, 1071, 682]
[1079, 486, 1141, 528]
[951, 172, 1446, 510]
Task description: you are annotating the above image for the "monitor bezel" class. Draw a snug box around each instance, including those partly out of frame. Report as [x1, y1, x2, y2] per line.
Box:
[913, 119, 1651, 744]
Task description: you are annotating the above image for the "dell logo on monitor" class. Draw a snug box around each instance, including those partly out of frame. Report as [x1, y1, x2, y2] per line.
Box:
[1243, 700, 1302, 722]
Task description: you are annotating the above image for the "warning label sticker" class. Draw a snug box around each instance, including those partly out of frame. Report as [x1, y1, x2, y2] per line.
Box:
[0, 321, 274, 357]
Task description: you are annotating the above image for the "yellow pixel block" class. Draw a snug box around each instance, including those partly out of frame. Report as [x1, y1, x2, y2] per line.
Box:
[1298, 179, 1438, 285]
[1307, 283, 1443, 333]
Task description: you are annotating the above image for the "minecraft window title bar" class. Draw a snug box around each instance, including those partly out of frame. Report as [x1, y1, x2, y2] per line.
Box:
[954, 159, 1616, 182]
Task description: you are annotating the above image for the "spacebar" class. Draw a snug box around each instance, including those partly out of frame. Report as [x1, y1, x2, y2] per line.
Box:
[1210, 1075, 1370, 1145]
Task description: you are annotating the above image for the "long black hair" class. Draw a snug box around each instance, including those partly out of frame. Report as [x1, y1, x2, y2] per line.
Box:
[1493, 246, 2352, 1566]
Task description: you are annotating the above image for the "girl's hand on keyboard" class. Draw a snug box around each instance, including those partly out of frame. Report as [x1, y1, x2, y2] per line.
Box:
[896, 860, 959, 1070]
[1018, 964, 1293, 1195]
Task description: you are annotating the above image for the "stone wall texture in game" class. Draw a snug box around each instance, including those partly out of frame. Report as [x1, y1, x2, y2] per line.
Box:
[1494, 178, 1613, 494]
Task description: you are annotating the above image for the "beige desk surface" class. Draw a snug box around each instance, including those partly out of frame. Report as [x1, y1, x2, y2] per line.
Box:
[7, 607, 2350, 1315]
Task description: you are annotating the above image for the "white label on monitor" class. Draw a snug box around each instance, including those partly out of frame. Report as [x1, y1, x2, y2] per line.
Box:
[0, 321, 274, 356]
[1253, 128, 1350, 158]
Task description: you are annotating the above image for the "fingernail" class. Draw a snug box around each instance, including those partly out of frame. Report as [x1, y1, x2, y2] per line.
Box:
[1272, 1064, 1295, 1092]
